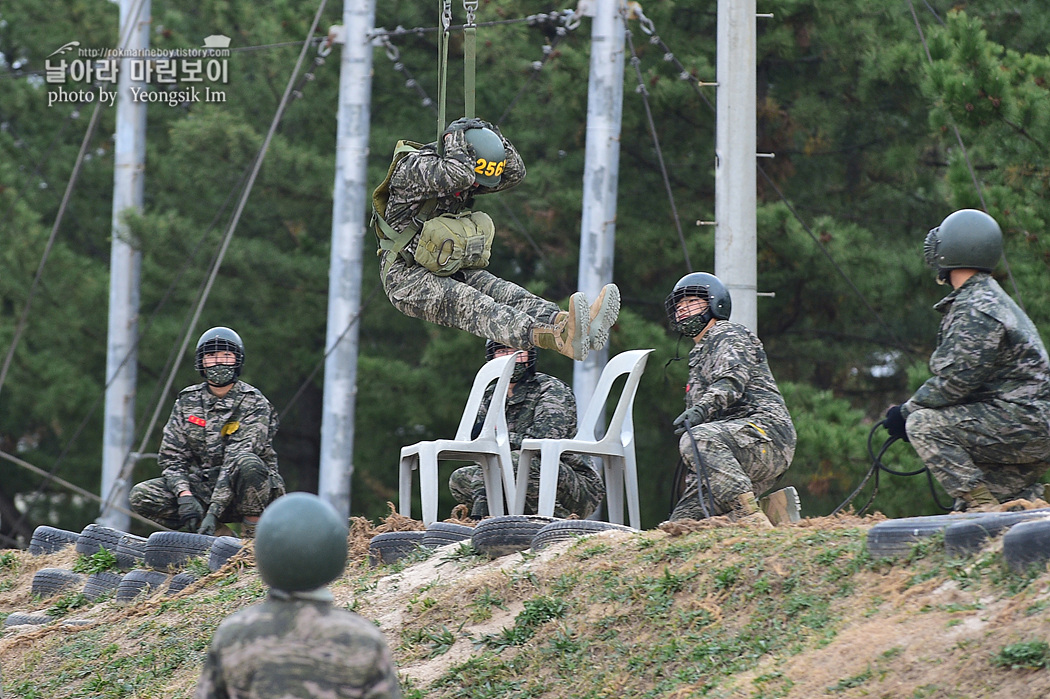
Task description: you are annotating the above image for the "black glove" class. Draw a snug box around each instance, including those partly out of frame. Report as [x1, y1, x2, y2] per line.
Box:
[177, 494, 205, 531]
[197, 513, 218, 536]
[443, 116, 488, 137]
[673, 406, 705, 435]
[884, 405, 909, 442]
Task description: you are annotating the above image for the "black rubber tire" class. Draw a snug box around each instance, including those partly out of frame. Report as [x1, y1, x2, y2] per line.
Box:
[208, 536, 244, 572]
[471, 515, 558, 558]
[865, 512, 990, 558]
[115, 533, 148, 571]
[943, 509, 1050, 556]
[531, 519, 636, 552]
[28, 525, 80, 555]
[75, 523, 126, 557]
[144, 531, 218, 571]
[30, 568, 84, 598]
[115, 569, 170, 603]
[166, 572, 200, 596]
[422, 522, 475, 549]
[1003, 518, 1050, 574]
[3, 612, 52, 627]
[82, 571, 124, 601]
[368, 531, 427, 566]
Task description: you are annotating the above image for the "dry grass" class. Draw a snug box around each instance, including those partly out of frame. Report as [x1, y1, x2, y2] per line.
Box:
[2, 509, 1050, 698]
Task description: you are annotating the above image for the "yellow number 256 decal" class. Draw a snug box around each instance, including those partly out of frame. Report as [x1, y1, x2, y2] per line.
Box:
[474, 158, 506, 178]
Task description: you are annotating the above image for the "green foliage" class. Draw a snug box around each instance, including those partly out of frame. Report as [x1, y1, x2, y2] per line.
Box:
[72, 547, 119, 575]
[46, 591, 88, 618]
[992, 640, 1049, 669]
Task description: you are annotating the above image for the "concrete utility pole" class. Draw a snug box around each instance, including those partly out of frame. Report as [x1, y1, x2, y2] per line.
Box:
[100, 0, 150, 529]
[573, 0, 625, 421]
[319, 0, 377, 520]
[714, 0, 758, 333]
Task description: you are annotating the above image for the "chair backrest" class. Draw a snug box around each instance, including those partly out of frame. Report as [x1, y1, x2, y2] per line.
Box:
[452, 351, 521, 442]
[575, 349, 654, 443]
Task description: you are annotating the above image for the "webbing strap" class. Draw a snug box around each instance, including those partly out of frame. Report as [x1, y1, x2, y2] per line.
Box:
[463, 26, 476, 118]
[436, 0, 451, 154]
[375, 198, 440, 277]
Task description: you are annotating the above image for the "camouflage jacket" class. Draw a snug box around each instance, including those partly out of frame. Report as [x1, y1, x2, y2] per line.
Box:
[902, 273, 1050, 422]
[383, 126, 525, 253]
[195, 595, 402, 699]
[477, 372, 596, 475]
[159, 380, 279, 515]
[684, 321, 796, 444]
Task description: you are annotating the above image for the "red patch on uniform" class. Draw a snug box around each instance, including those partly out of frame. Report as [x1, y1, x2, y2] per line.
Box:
[187, 415, 206, 427]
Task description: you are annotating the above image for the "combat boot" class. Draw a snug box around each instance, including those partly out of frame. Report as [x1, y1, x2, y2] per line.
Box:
[960, 484, 1000, 513]
[532, 292, 589, 361]
[730, 492, 774, 529]
[586, 283, 621, 351]
[759, 486, 802, 526]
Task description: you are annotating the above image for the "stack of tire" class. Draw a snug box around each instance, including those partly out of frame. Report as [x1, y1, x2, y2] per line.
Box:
[9, 523, 247, 628]
[866, 507, 1050, 573]
[367, 515, 637, 566]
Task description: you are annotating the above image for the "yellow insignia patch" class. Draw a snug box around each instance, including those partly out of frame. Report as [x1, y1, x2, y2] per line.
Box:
[221, 421, 240, 436]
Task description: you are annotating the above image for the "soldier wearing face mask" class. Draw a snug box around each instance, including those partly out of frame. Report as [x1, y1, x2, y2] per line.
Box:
[129, 327, 285, 537]
[448, 340, 604, 519]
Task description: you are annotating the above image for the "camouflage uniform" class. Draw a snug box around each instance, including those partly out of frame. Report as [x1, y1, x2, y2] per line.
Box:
[381, 128, 560, 349]
[130, 380, 285, 528]
[195, 591, 402, 699]
[450, 372, 604, 518]
[670, 321, 797, 520]
[901, 273, 1050, 501]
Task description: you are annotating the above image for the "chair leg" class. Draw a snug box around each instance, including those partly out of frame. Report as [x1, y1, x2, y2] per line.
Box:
[604, 456, 625, 526]
[398, 455, 416, 519]
[418, 445, 439, 526]
[536, 444, 562, 517]
[481, 455, 505, 517]
[624, 448, 641, 530]
[514, 449, 536, 515]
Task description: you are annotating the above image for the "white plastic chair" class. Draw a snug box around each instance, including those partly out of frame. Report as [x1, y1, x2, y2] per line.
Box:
[398, 352, 520, 526]
[515, 349, 653, 530]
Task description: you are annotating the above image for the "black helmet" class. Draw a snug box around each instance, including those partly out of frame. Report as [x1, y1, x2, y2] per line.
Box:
[194, 326, 245, 382]
[254, 492, 349, 593]
[463, 127, 506, 187]
[665, 272, 732, 337]
[485, 340, 536, 383]
[924, 209, 1002, 274]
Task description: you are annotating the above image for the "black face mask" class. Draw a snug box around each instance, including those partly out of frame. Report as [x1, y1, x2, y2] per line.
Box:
[677, 310, 712, 338]
[204, 365, 237, 387]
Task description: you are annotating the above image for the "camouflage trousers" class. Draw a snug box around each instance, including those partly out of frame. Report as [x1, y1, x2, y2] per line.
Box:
[449, 451, 604, 519]
[382, 252, 560, 349]
[670, 420, 794, 521]
[907, 403, 1050, 500]
[130, 453, 285, 530]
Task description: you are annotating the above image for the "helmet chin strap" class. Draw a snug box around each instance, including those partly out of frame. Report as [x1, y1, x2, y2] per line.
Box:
[936, 268, 952, 286]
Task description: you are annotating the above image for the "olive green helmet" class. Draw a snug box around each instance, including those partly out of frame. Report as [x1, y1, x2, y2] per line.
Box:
[254, 492, 348, 592]
[463, 127, 506, 187]
[923, 209, 1002, 273]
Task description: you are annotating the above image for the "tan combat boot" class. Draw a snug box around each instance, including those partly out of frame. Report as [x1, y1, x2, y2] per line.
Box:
[759, 486, 802, 526]
[731, 492, 774, 529]
[960, 484, 1000, 513]
[587, 283, 621, 351]
[532, 292, 589, 361]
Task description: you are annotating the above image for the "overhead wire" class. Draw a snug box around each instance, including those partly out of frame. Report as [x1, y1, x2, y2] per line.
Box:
[0, 0, 152, 402]
[98, 0, 336, 520]
[626, 8, 911, 352]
